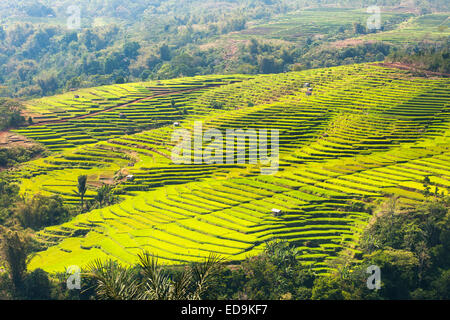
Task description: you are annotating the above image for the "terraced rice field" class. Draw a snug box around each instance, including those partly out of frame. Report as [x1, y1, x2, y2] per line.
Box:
[15, 75, 251, 151]
[360, 13, 450, 44]
[11, 62, 450, 275]
[228, 7, 412, 42]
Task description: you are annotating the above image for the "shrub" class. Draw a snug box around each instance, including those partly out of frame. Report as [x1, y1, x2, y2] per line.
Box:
[14, 194, 73, 230]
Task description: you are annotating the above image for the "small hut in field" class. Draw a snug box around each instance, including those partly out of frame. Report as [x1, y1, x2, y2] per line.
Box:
[271, 208, 282, 217]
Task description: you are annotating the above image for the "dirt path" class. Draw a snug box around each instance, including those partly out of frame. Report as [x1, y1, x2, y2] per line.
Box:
[0, 130, 36, 148]
[28, 84, 223, 127]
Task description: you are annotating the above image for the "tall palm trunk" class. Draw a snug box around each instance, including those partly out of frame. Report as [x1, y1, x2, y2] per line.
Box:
[77, 175, 88, 211]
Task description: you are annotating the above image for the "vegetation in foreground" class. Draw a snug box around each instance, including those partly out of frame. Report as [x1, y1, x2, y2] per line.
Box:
[0, 196, 448, 300]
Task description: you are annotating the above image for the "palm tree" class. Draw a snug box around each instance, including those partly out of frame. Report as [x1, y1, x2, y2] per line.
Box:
[95, 184, 112, 207]
[85, 251, 224, 300]
[84, 260, 143, 300]
[0, 228, 34, 297]
[188, 253, 224, 300]
[77, 175, 87, 210]
[139, 251, 223, 300]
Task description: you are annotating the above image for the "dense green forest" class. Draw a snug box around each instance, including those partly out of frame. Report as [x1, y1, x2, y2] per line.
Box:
[0, 0, 449, 98]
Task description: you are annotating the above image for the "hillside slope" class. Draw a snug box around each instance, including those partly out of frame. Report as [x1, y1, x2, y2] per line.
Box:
[9, 63, 449, 274]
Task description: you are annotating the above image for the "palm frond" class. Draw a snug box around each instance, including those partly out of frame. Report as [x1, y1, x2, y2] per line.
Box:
[138, 251, 171, 300]
[190, 253, 224, 300]
[169, 268, 191, 300]
[84, 259, 142, 300]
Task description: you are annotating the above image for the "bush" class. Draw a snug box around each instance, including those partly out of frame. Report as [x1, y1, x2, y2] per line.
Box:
[0, 145, 46, 168]
[14, 194, 73, 231]
[0, 98, 25, 130]
[0, 177, 20, 225]
[23, 269, 51, 300]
